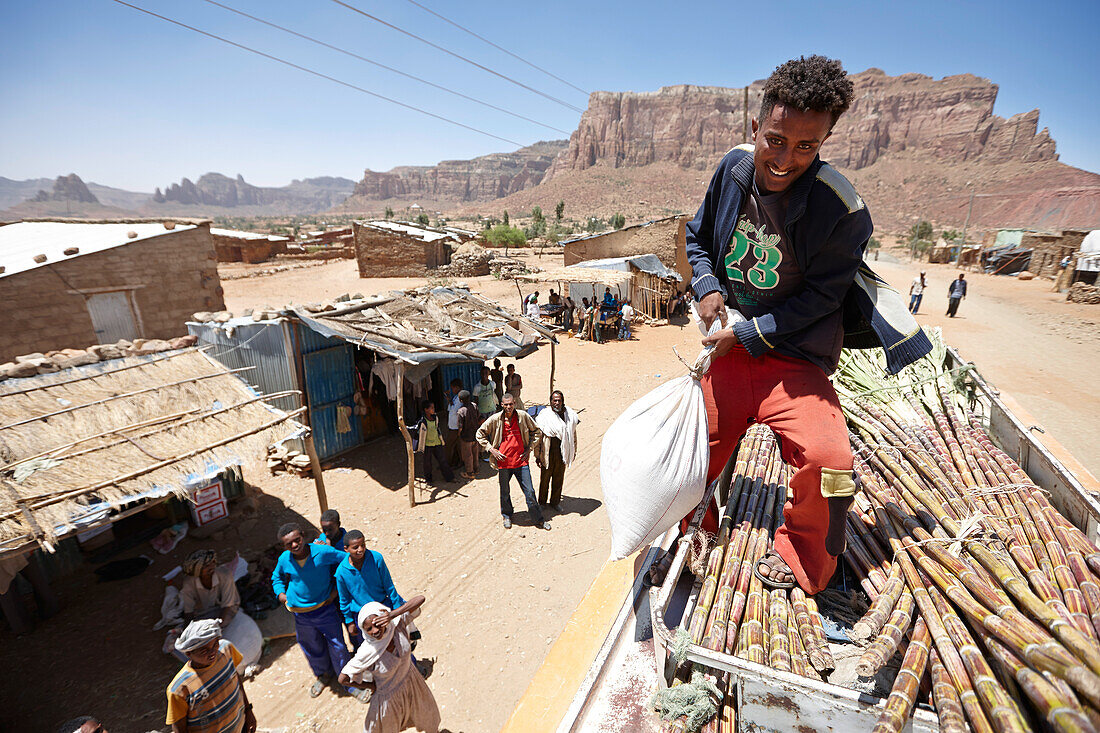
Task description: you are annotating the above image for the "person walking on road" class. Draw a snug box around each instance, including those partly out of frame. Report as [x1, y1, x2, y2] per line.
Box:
[535, 390, 580, 513]
[477, 394, 549, 530]
[946, 273, 967, 317]
[909, 271, 926, 313]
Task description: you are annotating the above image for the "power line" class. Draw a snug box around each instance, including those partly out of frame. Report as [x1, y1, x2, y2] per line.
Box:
[107, 0, 524, 147]
[326, 0, 584, 114]
[198, 0, 569, 135]
[402, 0, 588, 96]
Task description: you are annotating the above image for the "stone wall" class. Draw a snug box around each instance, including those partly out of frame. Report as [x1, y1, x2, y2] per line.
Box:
[1024, 229, 1087, 278]
[564, 216, 690, 281]
[1, 224, 224, 361]
[353, 222, 451, 277]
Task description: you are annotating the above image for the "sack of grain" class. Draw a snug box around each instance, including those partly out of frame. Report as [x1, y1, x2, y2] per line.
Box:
[600, 306, 743, 559]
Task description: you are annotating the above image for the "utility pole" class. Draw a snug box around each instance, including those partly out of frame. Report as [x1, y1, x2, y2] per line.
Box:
[961, 181, 975, 245]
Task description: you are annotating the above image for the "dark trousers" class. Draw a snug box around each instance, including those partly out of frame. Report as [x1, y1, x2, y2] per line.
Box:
[908, 293, 922, 313]
[499, 465, 544, 523]
[422, 444, 454, 482]
[538, 448, 566, 506]
[444, 426, 462, 466]
[294, 603, 353, 689]
[946, 296, 962, 317]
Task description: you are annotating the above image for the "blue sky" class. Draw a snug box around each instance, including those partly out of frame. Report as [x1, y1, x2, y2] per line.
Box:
[1, 0, 1097, 191]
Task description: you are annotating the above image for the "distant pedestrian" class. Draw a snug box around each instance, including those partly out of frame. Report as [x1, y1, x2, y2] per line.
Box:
[455, 390, 479, 479]
[271, 523, 368, 701]
[618, 300, 635, 339]
[535, 390, 580, 513]
[909, 271, 926, 313]
[473, 366, 498, 420]
[504, 364, 523, 408]
[490, 359, 505, 405]
[562, 294, 576, 330]
[445, 378, 464, 467]
[416, 401, 453, 484]
[314, 508, 347, 551]
[166, 619, 257, 733]
[477, 394, 549, 530]
[946, 273, 967, 317]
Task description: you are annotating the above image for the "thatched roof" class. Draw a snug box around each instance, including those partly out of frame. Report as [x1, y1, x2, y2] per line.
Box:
[0, 349, 303, 559]
[292, 287, 557, 377]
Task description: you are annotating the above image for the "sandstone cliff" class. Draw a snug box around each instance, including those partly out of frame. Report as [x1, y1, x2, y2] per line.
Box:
[546, 70, 1058, 179]
[341, 140, 567, 208]
[152, 173, 355, 213]
[30, 174, 99, 204]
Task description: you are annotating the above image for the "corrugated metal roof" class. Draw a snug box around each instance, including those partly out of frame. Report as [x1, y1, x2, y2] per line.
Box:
[571, 254, 682, 281]
[210, 227, 289, 242]
[559, 215, 683, 246]
[0, 221, 198, 279]
[361, 220, 457, 243]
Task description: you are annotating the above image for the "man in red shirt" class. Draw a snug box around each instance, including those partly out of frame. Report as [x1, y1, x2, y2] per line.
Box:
[476, 394, 549, 530]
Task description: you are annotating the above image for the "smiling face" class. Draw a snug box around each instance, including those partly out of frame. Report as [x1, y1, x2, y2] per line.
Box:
[345, 535, 366, 563]
[282, 528, 307, 558]
[751, 102, 834, 194]
[366, 614, 387, 639]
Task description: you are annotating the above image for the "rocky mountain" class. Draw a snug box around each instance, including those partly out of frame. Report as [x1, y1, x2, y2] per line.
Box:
[488, 70, 1098, 232]
[30, 174, 99, 204]
[152, 173, 355, 214]
[339, 140, 567, 210]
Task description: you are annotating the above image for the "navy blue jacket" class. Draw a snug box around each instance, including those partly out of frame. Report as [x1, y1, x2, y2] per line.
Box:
[687, 146, 931, 375]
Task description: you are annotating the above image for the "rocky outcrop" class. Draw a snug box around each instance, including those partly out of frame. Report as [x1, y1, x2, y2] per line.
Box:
[30, 174, 99, 204]
[547, 70, 1060, 179]
[155, 173, 355, 212]
[346, 140, 567, 204]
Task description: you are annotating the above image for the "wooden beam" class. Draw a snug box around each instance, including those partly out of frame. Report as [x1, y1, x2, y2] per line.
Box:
[303, 433, 328, 513]
[549, 340, 557, 399]
[395, 363, 416, 507]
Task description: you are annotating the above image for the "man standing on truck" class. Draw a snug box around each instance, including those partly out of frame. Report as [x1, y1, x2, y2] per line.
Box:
[671, 56, 930, 595]
[946, 273, 967, 317]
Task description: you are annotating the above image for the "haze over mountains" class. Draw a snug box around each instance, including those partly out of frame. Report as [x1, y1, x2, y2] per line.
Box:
[4, 68, 1097, 231]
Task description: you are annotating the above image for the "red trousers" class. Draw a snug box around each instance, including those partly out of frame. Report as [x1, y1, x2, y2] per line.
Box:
[686, 346, 852, 594]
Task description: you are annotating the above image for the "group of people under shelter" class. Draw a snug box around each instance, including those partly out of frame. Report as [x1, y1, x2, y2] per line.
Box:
[166, 508, 439, 732]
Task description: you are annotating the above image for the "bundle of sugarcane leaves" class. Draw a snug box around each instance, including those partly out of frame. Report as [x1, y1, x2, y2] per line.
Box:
[662, 328, 1100, 733]
[833, 327, 1100, 733]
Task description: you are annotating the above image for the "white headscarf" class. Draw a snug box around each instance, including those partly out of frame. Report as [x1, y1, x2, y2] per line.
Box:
[536, 404, 580, 467]
[341, 602, 395, 682]
[175, 618, 222, 653]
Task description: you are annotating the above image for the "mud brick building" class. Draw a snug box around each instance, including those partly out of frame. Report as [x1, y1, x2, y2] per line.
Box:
[352, 220, 464, 277]
[210, 227, 290, 263]
[0, 220, 224, 361]
[562, 215, 691, 283]
[1024, 229, 1089, 278]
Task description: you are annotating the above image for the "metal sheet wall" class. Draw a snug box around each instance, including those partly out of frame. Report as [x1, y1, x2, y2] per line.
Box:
[438, 362, 483, 397]
[187, 320, 301, 415]
[296, 324, 364, 460]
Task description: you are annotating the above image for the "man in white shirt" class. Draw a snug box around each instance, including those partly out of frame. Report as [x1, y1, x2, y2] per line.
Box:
[526, 295, 541, 321]
[909, 272, 926, 314]
[618, 300, 636, 339]
[445, 378, 463, 467]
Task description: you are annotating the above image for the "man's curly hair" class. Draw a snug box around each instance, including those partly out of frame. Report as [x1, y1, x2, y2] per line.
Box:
[760, 55, 854, 127]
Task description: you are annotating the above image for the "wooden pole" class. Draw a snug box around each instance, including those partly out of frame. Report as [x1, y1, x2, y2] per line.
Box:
[303, 433, 328, 513]
[514, 279, 524, 313]
[396, 363, 416, 507]
[549, 340, 556, 399]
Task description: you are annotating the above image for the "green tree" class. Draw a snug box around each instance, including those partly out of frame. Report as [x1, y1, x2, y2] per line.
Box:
[610, 212, 626, 229]
[909, 220, 933, 242]
[416, 213, 430, 227]
[941, 228, 961, 242]
[531, 206, 544, 224]
[585, 217, 604, 233]
[555, 200, 565, 222]
[503, 210, 510, 226]
[484, 224, 526, 250]
[868, 236, 881, 249]
[384, 206, 394, 220]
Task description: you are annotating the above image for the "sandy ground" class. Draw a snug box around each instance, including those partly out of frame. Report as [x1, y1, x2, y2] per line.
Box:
[7, 248, 1099, 732]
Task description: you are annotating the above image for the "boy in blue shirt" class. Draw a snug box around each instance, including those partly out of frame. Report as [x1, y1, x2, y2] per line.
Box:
[313, 508, 347, 551]
[336, 530, 411, 650]
[271, 522, 368, 702]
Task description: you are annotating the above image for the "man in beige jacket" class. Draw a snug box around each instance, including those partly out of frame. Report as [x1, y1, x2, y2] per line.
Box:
[476, 394, 549, 530]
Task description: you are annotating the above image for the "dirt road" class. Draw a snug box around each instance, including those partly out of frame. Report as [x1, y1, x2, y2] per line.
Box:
[870, 254, 1100, 480]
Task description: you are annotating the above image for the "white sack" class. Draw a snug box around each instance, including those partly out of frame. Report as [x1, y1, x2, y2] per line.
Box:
[600, 306, 743, 559]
